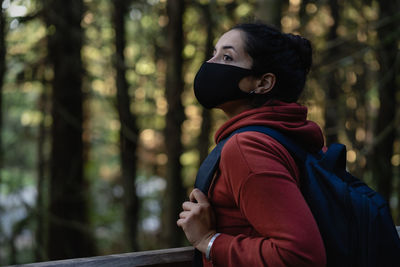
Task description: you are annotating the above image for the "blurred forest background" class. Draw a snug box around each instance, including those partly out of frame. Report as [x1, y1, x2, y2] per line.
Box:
[0, 0, 399, 264]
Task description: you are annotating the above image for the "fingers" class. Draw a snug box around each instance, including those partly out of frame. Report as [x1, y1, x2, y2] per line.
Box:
[177, 209, 189, 227]
[177, 189, 211, 230]
[179, 210, 190, 219]
[177, 210, 188, 225]
[182, 201, 196, 211]
[176, 218, 185, 227]
[189, 188, 209, 204]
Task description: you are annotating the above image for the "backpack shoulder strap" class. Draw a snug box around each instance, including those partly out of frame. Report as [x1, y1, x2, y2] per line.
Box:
[194, 125, 308, 194]
[194, 136, 229, 194]
[236, 126, 308, 162]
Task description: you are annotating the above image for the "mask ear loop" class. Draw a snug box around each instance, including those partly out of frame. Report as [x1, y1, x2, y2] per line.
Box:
[249, 89, 257, 94]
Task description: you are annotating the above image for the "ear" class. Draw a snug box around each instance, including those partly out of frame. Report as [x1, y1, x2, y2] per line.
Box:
[253, 73, 276, 94]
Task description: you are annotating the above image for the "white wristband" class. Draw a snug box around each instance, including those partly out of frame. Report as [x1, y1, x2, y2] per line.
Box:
[205, 233, 221, 261]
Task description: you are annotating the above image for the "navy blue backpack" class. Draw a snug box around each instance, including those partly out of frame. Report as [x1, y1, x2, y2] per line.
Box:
[194, 125, 400, 267]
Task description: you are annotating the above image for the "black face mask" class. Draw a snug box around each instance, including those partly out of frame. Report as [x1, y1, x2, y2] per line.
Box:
[194, 62, 254, 109]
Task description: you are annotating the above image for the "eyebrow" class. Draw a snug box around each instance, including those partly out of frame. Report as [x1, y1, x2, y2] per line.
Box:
[214, 45, 237, 52]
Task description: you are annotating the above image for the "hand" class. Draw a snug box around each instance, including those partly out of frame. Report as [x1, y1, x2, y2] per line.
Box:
[177, 188, 216, 253]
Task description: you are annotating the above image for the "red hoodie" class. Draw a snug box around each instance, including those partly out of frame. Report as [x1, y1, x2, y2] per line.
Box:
[204, 101, 326, 267]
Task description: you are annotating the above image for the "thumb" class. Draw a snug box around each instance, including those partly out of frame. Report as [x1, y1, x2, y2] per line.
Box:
[189, 188, 209, 204]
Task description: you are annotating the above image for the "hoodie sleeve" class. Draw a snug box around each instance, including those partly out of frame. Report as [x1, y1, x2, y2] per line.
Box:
[209, 132, 326, 267]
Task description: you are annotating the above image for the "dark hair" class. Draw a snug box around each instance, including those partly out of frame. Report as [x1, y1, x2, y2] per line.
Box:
[232, 23, 312, 105]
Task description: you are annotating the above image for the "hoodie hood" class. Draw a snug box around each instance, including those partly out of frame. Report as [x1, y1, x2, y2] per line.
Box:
[215, 100, 324, 153]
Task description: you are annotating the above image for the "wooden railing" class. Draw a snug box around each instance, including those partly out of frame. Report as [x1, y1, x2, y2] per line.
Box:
[7, 247, 194, 267]
[7, 227, 400, 267]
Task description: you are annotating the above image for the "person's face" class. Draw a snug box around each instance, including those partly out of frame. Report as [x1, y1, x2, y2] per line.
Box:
[207, 29, 253, 70]
[203, 29, 275, 116]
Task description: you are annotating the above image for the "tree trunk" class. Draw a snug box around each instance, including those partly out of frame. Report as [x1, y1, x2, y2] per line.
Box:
[371, 0, 400, 200]
[299, 0, 311, 28]
[344, 59, 368, 178]
[45, 0, 96, 259]
[35, 81, 49, 261]
[197, 2, 215, 164]
[324, 0, 341, 145]
[0, 0, 6, 188]
[163, 0, 186, 248]
[0, 5, 4, 264]
[112, 0, 139, 251]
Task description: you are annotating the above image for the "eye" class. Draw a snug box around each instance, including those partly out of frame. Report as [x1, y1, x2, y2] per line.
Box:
[223, 54, 233, 61]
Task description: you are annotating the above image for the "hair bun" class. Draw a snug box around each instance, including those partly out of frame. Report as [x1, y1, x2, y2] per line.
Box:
[285, 34, 312, 73]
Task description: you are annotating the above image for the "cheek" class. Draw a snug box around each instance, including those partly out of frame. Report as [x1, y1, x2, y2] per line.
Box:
[238, 76, 256, 92]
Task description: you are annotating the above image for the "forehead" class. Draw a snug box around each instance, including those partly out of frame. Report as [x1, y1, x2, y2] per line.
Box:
[215, 29, 247, 52]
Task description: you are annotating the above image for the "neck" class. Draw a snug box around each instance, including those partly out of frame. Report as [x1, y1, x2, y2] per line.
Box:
[218, 99, 252, 118]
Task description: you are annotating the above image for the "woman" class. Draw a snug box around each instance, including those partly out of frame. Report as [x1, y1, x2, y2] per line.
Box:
[177, 23, 326, 267]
